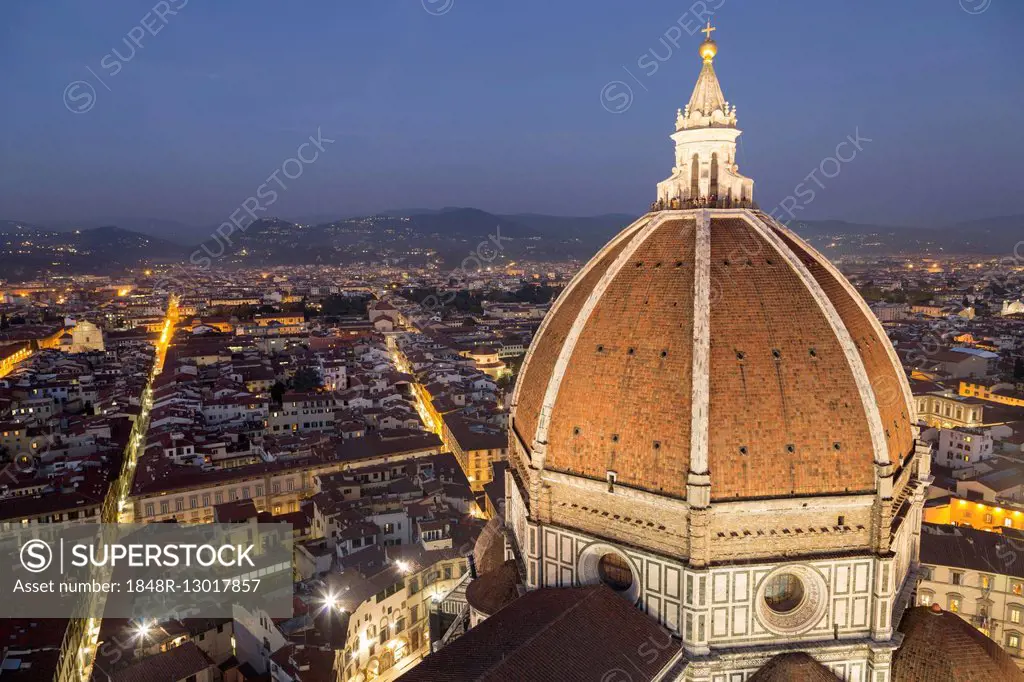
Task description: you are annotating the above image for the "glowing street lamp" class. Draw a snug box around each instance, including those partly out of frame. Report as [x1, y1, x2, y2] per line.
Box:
[134, 620, 152, 641]
[322, 591, 345, 614]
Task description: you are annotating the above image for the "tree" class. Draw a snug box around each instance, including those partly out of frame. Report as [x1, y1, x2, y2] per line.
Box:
[270, 381, 287, 404]
[1015, 357, 1024, 382]
[290, 368, 322, 392]
[321, 294, 372, 317]
[0, 313, 8, 331]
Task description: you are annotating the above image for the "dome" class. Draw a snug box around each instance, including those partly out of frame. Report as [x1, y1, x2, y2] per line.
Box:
[510, 210, 916, 502]
[892, 604, 1024, 681]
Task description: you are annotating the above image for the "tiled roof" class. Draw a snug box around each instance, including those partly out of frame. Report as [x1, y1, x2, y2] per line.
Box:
[513, 214, 914, 501]
[110, 642, 213, 682]
[893, 604, 1024, 682]
[465, 559, 521, 615]
[920, 522, 1024, 578]
[398, 585, 680, 682]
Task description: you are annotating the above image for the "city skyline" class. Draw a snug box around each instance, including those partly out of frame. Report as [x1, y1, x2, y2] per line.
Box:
[2, 4, 1024, 682]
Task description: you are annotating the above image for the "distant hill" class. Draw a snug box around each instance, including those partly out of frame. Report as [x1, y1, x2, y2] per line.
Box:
[5, 210, 1021, 276]
[45, 217, 210, 246]
[0, 222, 185, 280]
[789, 215, 1024, 257]
[182, 209, 636, 268]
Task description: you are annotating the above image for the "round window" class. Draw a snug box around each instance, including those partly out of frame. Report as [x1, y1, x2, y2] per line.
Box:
[597, 553, 634, 592]
[763, 573, 805, 613]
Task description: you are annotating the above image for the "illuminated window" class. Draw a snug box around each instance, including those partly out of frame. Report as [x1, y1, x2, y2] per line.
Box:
[949, 597, 961, 613]
[1011, 607, 1022, 624]
[1010, 633, 1022, 650]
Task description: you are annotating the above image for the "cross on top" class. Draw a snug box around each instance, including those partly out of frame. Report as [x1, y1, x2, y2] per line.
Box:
[701, 21, 716, 41]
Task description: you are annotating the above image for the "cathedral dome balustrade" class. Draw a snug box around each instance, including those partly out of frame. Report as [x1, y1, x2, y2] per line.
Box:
[652, 196, 758, 211]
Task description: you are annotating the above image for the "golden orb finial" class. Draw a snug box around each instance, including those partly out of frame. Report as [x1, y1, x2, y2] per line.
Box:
[700, 21, 717, 61]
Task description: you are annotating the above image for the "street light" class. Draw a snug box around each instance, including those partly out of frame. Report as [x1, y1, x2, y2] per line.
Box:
[134, 620, 152, 641]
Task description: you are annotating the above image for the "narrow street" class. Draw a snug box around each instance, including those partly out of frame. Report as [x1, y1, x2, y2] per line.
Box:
[64, 294, 178, 682]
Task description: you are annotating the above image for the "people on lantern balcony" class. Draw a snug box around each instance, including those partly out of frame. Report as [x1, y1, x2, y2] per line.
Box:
[651, 194, 757, 211]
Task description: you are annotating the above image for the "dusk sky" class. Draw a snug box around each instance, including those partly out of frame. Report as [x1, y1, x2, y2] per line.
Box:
[2, 0, 1021, 228]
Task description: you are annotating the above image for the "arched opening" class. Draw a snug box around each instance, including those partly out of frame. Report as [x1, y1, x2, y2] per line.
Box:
[597, 553, 634, 592]
[763, 573, 805, 613]
[710, 152, 719, 200]
[690, 154, 700, 200]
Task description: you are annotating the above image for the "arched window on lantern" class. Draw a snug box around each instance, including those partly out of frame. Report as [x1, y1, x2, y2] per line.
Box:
[710, 152, 720, 198]
[690, 154, 700, 199]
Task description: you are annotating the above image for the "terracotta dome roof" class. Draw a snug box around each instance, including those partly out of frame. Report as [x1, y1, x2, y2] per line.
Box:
[511, 211, 915, 500]
[893, 604, 1024, 681]
[473, 516, 507, 577]
[748, 653, 841, 682]
[466, 560, 522, 616]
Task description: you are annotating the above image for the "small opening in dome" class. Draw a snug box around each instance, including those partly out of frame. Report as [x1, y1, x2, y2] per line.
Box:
[597, 345, 604, 353]
[746, 259, 753, 266]
[660, 350, 668, 358]
[723, 259, 731, 266]
[736, 350, 746, 361]
[675, 261, 683, 268]
[635, 261, 643, 268]
[809, 348, 818, 358]
[739, 446, 748, 455]
[653, 441, 661, 450]
[764, 573, 804, 613]
[786, 444, 795, 453]
[654, 262, 662, 268]
[766, 259, 775, 266]
[833, 442, 841, 451]
[772, 349, 782, 360]
[627, 347, 635, 355]
[611, 434, 619, 443]
[573, 427, 581, 436]
[598, 553, 633, 592]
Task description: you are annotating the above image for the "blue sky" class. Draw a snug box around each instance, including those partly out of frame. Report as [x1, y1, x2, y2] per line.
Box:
[1, 0, 1021, 227]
